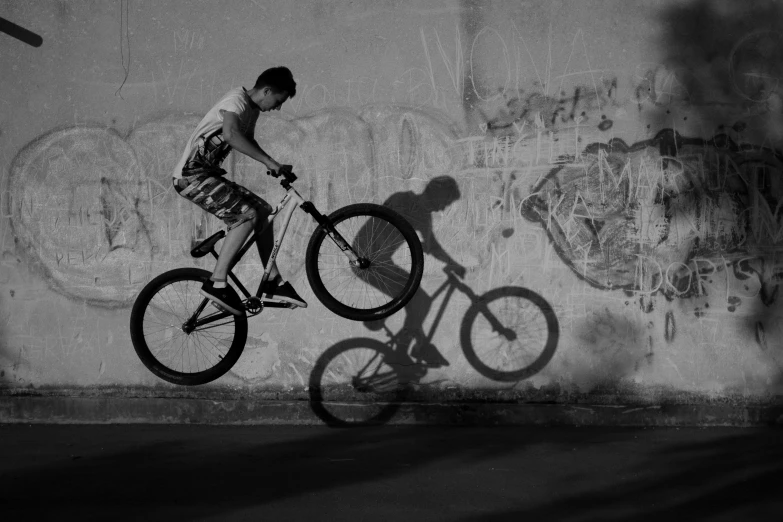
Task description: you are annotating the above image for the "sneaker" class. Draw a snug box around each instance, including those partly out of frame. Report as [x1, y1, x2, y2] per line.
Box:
[200, 280, 243, 315]
[266, 280, 308, 308]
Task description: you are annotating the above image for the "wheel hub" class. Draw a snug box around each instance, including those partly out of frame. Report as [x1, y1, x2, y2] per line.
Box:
[354, 257, 371, 269]
[500, 328, 517, 341]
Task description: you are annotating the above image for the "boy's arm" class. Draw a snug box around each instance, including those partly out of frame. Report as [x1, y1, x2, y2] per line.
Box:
[421, 221, 467, 277]
[426, 234, 456, 264]
[222, 111, 286, 175]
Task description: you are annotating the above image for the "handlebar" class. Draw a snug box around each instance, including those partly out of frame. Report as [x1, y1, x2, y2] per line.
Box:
[267, 166, 297, 189]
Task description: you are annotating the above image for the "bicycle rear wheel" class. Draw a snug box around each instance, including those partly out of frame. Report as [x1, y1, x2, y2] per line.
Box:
[306, 203, 423, 321]
[460, 287, 559, 382]
[129, 268, 248, 385]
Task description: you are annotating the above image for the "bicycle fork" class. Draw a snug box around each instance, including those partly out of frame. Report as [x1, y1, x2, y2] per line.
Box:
[300, 201, 367, 267]
[451, 276, 518, 341]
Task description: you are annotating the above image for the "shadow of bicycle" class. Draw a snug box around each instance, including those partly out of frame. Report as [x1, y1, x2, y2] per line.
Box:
[309, 283, 560, 427]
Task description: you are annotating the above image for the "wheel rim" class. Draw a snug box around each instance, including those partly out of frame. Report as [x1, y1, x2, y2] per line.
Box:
[141, 278, 238, 376]
[317, 213, 416, 312]
[464, 291, 558, 381]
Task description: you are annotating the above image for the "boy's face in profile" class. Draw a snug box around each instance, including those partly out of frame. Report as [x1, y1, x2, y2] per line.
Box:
[258, 87, 289, 112]
[424, 181, 460, 212]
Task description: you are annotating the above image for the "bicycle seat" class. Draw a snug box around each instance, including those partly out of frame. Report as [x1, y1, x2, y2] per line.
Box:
[190, 231, 226, 258]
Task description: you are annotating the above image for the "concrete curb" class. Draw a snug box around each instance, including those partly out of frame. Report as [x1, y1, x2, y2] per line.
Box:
[1, 395, 782, 426]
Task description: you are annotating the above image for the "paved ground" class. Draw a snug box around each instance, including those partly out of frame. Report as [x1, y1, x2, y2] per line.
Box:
[0, 424, 780, 521]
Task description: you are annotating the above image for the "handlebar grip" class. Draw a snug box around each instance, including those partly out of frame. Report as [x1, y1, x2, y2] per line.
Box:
[266, 170, 297, 181]
[268, 169, 298, 187]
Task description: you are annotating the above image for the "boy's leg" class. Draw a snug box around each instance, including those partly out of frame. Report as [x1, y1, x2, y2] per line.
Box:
[255, 216, 281, 282]
[199, 218, 254, 315]
[209, 191, 306, 308]
[212, 218, 254, 282]
[175, 173, 259, 315]
[255, 216, 307, 308]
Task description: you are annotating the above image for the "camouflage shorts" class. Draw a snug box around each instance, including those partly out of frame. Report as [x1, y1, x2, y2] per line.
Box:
[173, 172, 272, 230]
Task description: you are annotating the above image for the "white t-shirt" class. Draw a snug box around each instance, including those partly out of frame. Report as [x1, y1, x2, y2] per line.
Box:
[173, 87, 260, 179]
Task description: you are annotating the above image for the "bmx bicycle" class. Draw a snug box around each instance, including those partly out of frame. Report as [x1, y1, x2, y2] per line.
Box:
[129, 169, 424, 385]
[309, 268, 559, 426]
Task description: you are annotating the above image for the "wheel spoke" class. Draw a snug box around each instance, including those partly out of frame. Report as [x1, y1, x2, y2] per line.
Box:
[133, 271, 244, 384]
[310, 340, 403, 426]
[315, 209, 418, 313]
[464, 291, 557, 381]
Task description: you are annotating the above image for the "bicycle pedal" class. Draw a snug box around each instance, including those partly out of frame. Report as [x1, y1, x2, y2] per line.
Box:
[260, 295, 298, 308]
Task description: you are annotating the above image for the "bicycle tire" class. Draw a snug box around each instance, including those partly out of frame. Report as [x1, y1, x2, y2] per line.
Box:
[305, 203, 424, 321]
[308, 337, 406, 427]
[460, 287, 559, 382]
[129, 267, 248, 386]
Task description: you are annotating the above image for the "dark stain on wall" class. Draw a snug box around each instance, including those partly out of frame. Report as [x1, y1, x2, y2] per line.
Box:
[659, 0, 783, 103]
[665, 311, 676, 344]
[755, 321, 767, 351]
[655, 0, 783, 147]
[657, 0, 783, 382]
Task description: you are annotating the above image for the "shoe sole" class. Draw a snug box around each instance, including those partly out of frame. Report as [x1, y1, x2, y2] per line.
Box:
[264, 296, 307, 308]
[275, 296, 307, 308]
[261, 292, 307, 308]
[199, 289, 243, 315]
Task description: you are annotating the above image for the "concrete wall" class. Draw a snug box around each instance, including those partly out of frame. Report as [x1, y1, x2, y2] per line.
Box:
[2, 0, 783, 414]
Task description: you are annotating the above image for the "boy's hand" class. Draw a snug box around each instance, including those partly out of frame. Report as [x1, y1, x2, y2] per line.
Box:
[266, 162, 281, 177]
[267, 163, 293, 178]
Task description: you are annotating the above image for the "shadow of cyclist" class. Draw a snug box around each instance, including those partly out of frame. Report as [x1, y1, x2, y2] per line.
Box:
[362, 176, 465, 369]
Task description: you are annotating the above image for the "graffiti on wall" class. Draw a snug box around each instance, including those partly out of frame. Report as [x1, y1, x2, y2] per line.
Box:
[12, 103, 783, 318]
[4, 7, 783, 343]
[520, 129, 783, 313]
[7, 106, 465, 307]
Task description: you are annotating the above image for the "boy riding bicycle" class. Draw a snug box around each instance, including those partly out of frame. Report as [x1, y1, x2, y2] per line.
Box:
[172, 66, 306, 315]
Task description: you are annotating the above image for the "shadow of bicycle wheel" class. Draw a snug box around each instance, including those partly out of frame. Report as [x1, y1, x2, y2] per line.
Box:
[309, 287, 560, 426]
[308, 337, 418, 427]
[460, 286, 560, 382]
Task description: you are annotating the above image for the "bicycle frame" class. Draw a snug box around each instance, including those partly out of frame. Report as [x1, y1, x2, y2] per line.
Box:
[229, 182, 308, 299]
[380, 271, 515, 356]
[355, 274, 498, 387]
[186, 173, 362, 328]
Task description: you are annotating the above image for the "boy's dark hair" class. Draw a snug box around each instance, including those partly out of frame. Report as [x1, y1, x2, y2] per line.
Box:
[254, 66, 297, 97]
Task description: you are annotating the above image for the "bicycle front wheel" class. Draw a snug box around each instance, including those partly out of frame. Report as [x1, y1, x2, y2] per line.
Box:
[306, 203, 424, 321]
[129, 268, 248, 386]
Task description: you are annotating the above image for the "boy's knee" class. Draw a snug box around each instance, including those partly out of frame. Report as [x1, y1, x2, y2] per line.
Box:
[259, 200, 273, 215]
[252, 202, 273, 224]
